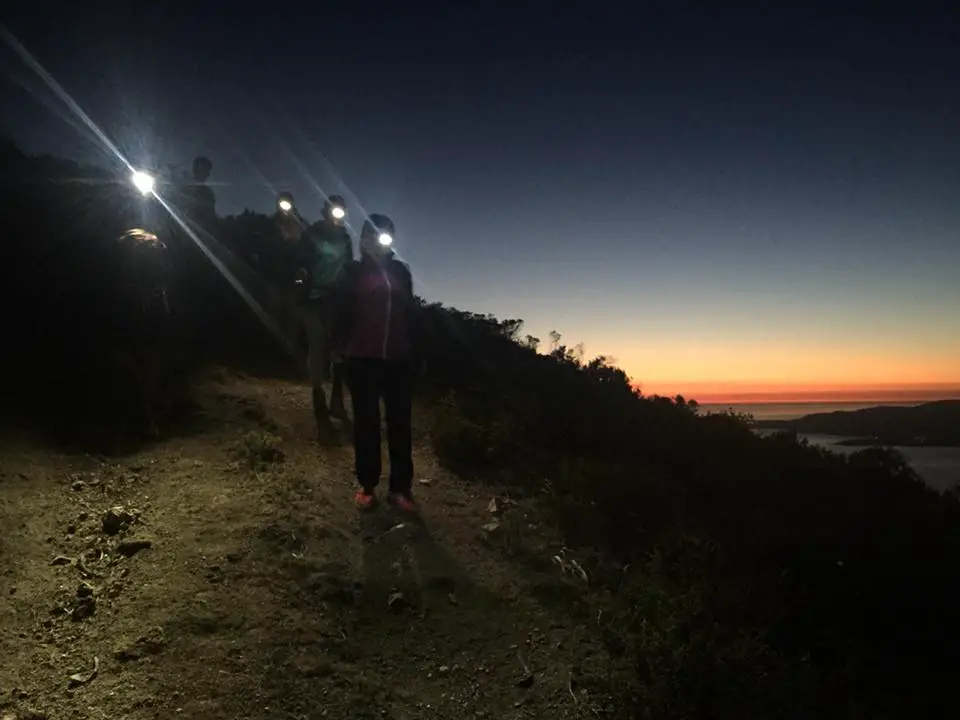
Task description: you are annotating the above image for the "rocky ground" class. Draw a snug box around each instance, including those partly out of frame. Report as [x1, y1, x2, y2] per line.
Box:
[0, 371, 614, 720]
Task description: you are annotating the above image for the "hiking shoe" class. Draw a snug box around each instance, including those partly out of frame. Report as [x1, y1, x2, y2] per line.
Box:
[355, 489, 377, 510]
[388, 492, 418, 513]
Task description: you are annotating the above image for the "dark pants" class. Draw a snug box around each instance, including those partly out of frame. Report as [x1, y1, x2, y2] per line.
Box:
[121, 292, 173, 433]
[345, 358, 414, 494]
[304, 296, 346, 424]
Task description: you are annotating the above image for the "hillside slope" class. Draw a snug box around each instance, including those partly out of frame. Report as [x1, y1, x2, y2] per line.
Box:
[0, 372, 608, 720]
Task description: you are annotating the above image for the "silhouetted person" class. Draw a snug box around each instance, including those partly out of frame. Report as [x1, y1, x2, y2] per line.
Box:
[269, 191, 308, 357]
[114, 228, 173, 437]
[168, 156, 218, 346]
[295, 194, 352, 441]
[183, 155, 216, 231]
[337, 214, 420, 511]
[276, 191, 301, 242]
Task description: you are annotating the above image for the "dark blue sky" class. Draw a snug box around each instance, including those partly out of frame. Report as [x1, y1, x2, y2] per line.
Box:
[3, 2, 959, 397]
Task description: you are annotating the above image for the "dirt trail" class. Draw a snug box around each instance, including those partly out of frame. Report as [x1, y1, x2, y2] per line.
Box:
[1, 372, 608, 719]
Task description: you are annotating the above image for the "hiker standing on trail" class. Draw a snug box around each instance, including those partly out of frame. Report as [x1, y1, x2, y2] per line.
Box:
[169, 156, 217, 343]
[113, 228, 174, 438]
[337, 214, 421, 511]
[182, 155, 217, 233]
[294, 194, 353, 441]
[271, 191, 306, 356]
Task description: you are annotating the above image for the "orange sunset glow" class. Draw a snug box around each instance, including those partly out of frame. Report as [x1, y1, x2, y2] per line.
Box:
[609, 342, 960, 403]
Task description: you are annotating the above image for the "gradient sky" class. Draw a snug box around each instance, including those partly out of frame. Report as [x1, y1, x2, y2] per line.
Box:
[3, 3, 959, 401]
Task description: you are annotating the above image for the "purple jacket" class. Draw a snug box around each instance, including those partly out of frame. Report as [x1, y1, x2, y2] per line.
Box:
[337, 253, 419, 361]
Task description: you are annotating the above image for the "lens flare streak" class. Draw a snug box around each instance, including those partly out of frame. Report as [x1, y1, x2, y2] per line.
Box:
[1, 25, 133, 172]
[2, 26, 297, 359]
[152, 194, 293, 355]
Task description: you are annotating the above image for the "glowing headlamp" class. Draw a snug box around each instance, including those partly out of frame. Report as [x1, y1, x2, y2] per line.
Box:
[331, 205, 346, 220]
[131, 170, 155, 196]
[278, 198, 293, 213]
[377, 233, 393, 247]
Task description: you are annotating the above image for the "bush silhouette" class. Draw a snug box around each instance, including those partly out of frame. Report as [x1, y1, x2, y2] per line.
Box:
[418, 304, 960, 715]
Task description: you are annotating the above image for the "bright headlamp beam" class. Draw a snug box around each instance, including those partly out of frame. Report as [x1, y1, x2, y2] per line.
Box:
[131, 170, 155, 195]
[378, 233, 393, 247]
[278, 199, 293, 212]
[331, 206, 346, 220]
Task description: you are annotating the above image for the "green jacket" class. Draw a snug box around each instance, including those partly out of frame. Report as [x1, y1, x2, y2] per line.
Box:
[296, 222, 353, 299]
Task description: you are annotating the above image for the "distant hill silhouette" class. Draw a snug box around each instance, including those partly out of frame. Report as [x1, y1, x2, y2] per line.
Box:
[755, 399, 960, 447]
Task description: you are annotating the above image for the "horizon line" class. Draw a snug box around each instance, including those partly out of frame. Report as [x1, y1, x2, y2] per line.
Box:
[694, 394, 960, 405]
[632, 383, 960, 405]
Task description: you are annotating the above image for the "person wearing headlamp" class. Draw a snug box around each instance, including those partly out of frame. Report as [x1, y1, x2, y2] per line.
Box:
[294, 194, 353, 441]
[276, 191, 298, 227]
[114, 228, 173, 438]
[336, 214, 421, 512]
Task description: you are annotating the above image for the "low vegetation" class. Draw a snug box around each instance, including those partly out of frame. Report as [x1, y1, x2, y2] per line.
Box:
[419, 305, 960, 717]
[235, 429, 285, 468]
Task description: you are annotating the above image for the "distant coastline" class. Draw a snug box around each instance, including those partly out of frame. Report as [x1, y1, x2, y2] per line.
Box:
[749, 399, 960, 448]
[699, 400, 928, 422]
